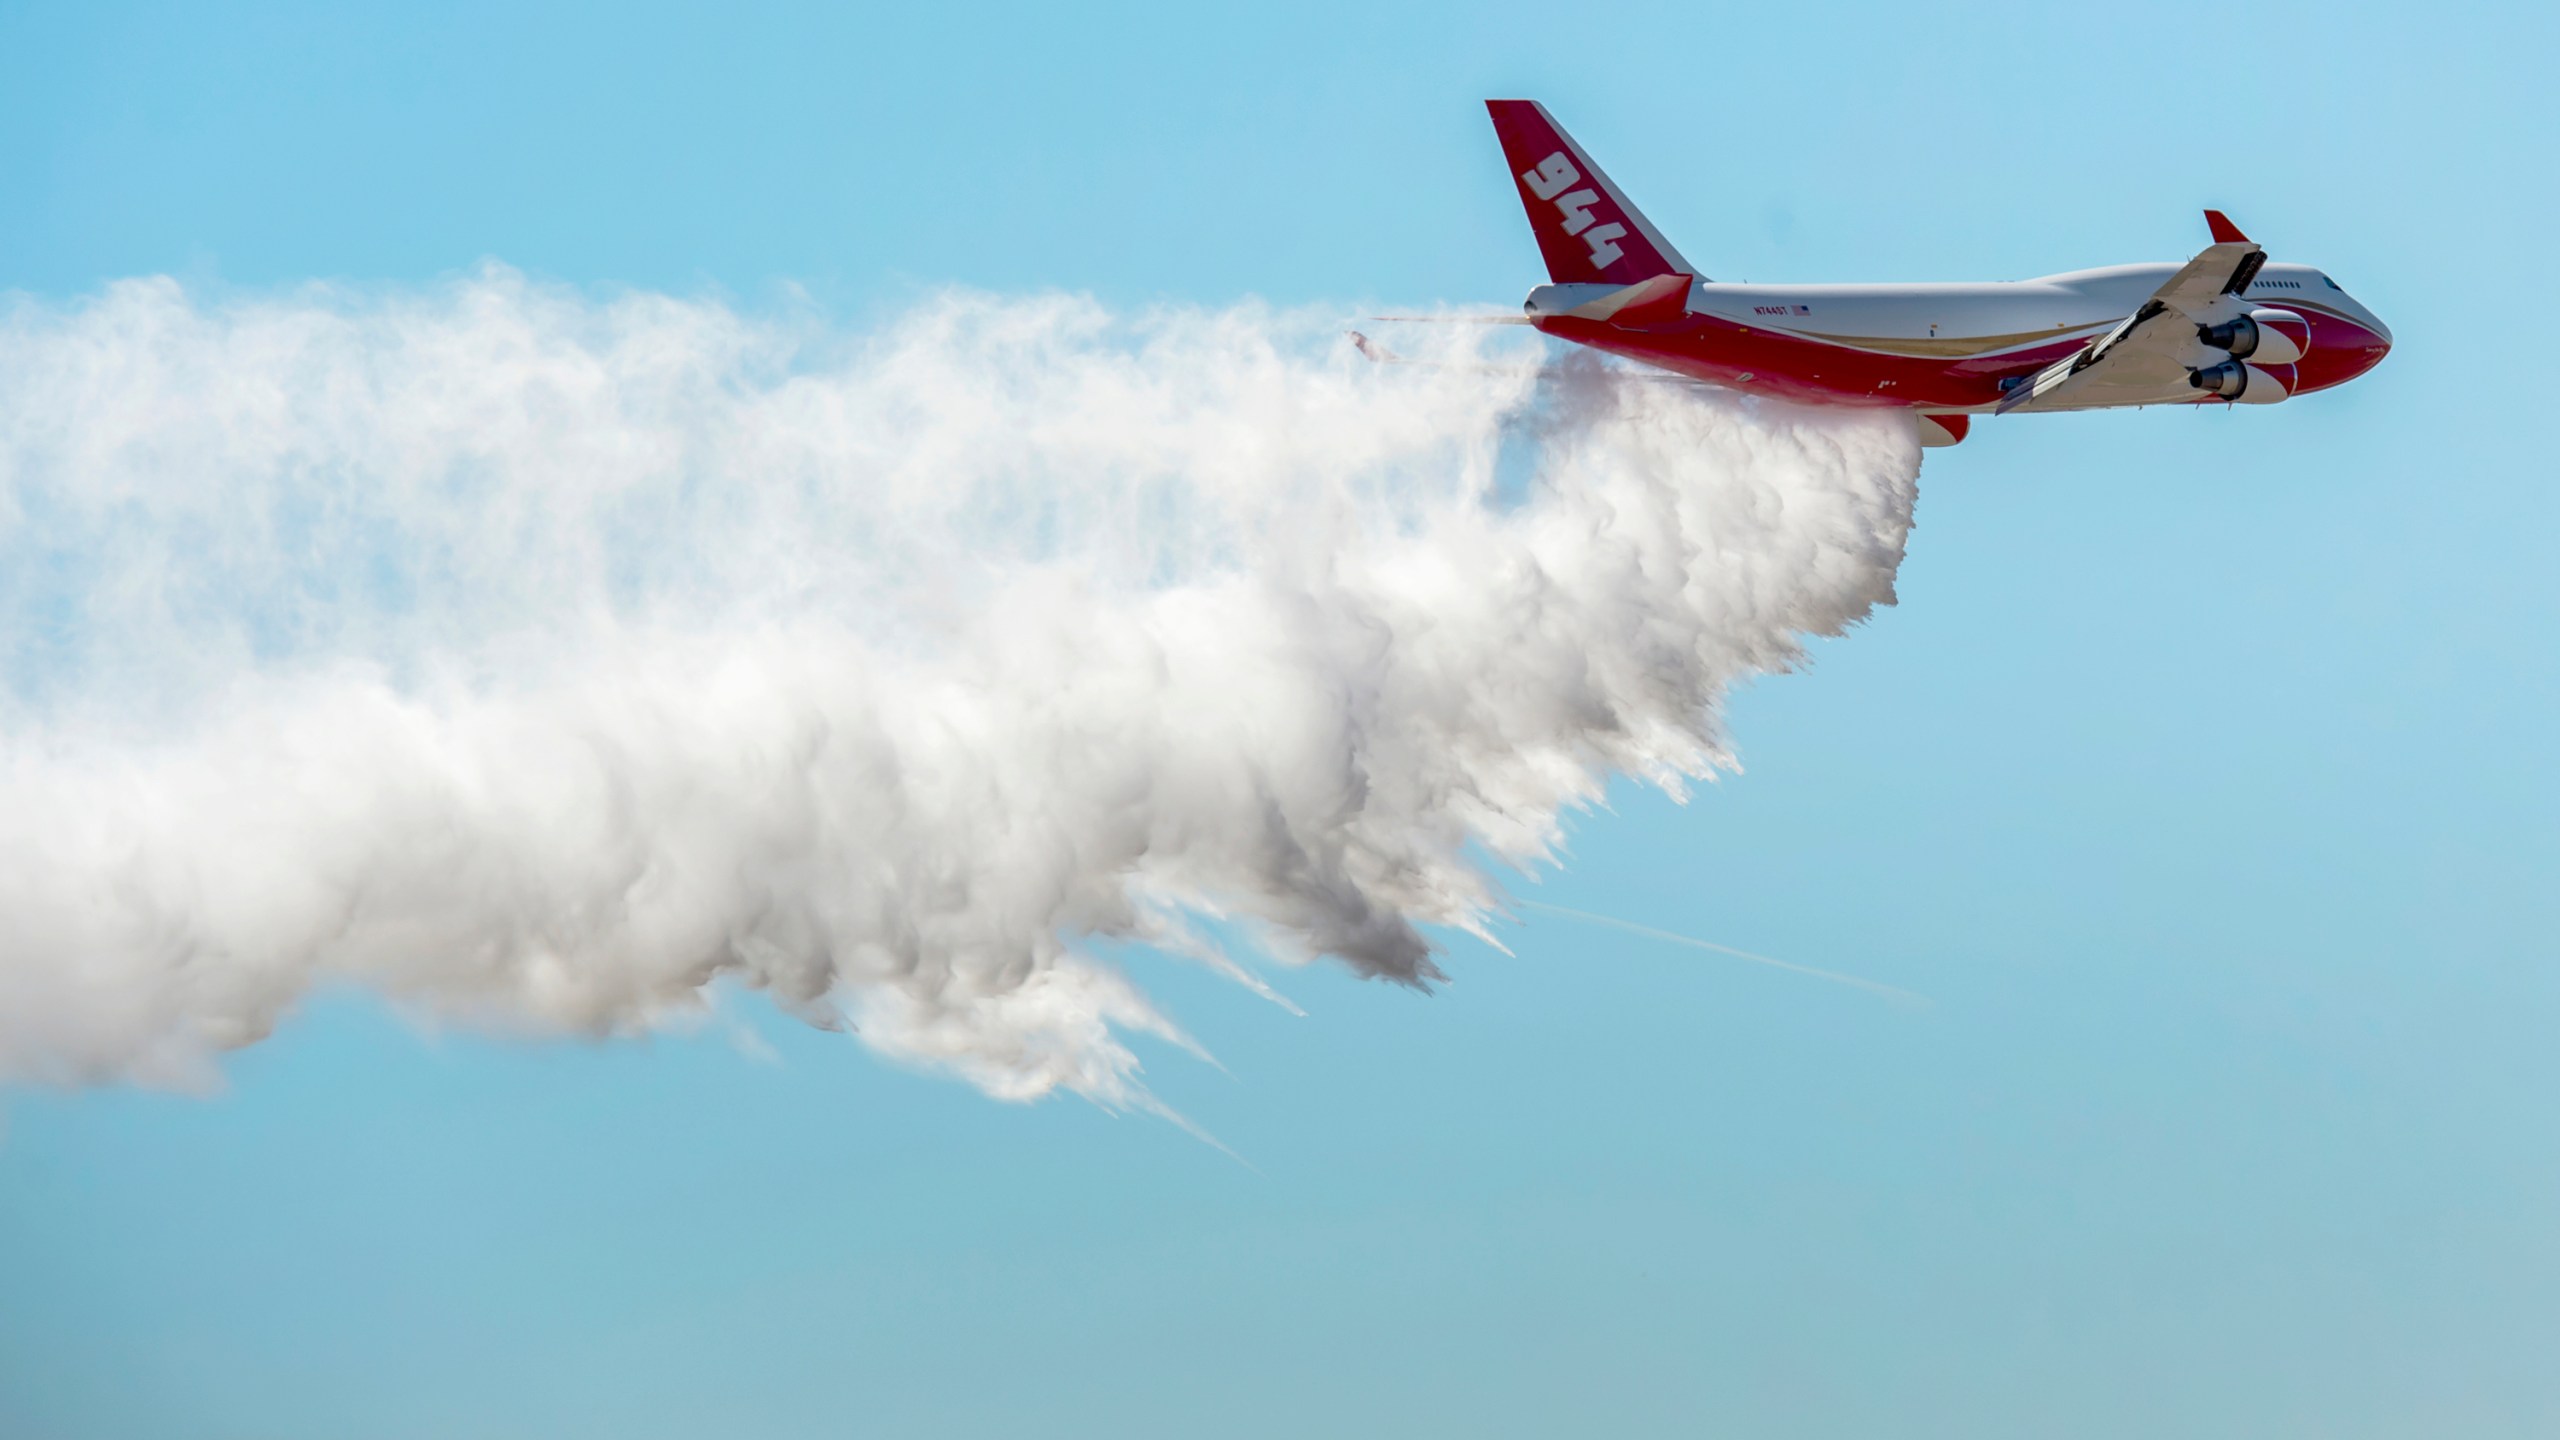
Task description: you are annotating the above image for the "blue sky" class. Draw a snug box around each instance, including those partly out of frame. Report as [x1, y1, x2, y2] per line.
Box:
[3, 3, 2556, 1437]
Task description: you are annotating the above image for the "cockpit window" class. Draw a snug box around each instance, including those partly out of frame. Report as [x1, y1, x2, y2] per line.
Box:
[2324, 275, 2342, 289]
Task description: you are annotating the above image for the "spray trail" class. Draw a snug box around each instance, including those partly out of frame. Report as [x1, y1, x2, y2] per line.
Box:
[1517, 901, 1928, 1007]
[0, 269, 1918, 1103]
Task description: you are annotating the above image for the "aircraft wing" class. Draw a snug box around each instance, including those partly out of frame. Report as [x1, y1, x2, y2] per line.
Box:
[1995, 222, 2267, 415]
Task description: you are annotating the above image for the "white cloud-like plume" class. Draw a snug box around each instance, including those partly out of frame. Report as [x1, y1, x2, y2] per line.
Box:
[0, 270, 1918, 1104]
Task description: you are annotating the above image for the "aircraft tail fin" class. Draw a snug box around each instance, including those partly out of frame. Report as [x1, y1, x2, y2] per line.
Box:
[1485, 100, 1700, 285]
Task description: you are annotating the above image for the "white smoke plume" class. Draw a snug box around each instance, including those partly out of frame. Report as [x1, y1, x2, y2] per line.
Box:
[0, 269, 1918, 1105]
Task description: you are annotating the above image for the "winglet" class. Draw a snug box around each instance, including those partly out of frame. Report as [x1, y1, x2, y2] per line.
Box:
[2203, 209, 2251, 244]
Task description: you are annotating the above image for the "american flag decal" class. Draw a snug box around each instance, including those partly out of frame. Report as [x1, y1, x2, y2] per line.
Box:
[1792, 304, 1812, 315]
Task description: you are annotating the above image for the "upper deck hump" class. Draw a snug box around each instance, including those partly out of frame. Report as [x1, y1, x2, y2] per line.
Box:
[1687, 262, 2339, 353]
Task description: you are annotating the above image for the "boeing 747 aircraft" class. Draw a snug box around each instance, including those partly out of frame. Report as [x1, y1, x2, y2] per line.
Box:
[1419, 101, 2392, 446]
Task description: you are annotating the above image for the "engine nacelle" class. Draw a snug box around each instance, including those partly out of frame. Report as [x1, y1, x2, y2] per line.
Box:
[2196, 308, 2309, 365]
[2188, 359, 2293, 404]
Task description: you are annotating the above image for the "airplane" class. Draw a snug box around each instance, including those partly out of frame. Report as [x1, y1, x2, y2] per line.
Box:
[1380, 101, 2393, 447]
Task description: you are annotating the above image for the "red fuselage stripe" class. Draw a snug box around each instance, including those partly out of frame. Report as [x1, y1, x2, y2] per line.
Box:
[1535, 299, 2390, 410]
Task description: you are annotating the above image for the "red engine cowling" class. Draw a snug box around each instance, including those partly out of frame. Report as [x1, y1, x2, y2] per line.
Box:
[2189, 359, 2294, 404]
[2197, 308, 2310, 365]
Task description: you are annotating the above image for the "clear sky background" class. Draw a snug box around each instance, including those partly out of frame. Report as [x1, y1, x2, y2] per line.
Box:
[2, 3, 2555, 1437]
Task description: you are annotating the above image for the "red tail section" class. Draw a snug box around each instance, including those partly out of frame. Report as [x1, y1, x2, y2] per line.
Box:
[1486, 100, 1697, 285]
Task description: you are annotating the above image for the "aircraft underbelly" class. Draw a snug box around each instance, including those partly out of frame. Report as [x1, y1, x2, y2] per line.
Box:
[1543, 319, 2010, 409]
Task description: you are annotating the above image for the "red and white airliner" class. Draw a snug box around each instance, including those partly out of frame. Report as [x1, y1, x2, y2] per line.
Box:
[1442, 101, 2392, 446]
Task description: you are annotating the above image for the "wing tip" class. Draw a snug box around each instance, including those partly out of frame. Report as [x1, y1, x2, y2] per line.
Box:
[2204, 209, 2251, 244]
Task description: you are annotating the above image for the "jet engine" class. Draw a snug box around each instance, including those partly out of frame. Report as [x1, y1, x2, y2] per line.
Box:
[2188, 359, 2293, 404]
[2195, 308, 2309, 365]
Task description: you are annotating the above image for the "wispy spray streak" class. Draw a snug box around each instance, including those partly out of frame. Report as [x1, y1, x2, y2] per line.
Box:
[1517, 900, 1929, 1008]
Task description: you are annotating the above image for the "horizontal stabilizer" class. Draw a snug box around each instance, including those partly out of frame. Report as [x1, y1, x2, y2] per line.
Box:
[1589, 272, 1692, 325]
[1525, 273, 1695, 325]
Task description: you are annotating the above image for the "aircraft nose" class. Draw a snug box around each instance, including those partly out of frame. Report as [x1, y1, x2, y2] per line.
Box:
[2358, 316, 2392, 375]
[2284, 305, 2392, 393]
